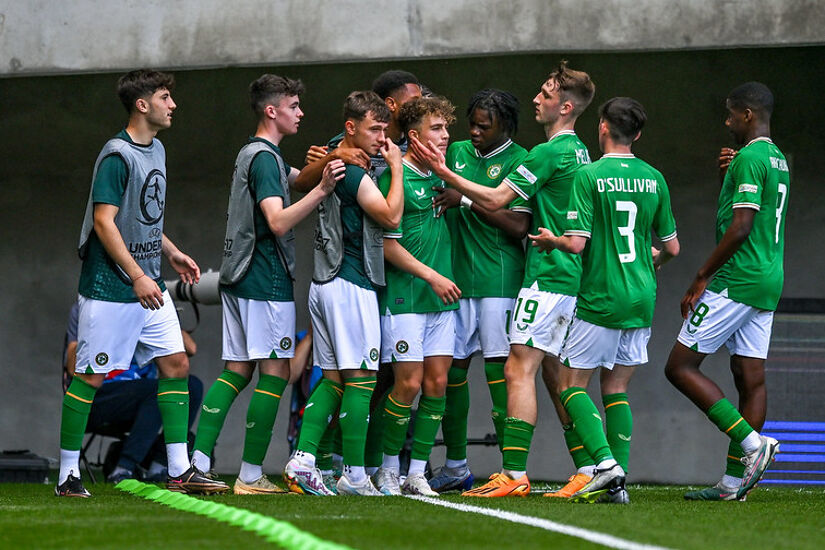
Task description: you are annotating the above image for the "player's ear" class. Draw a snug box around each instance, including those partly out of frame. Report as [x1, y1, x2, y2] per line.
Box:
[345, 119, 356, 136]
[263, 104, 277, 120]
[633, 131, 641, 143]
[135, 98, 149, 114]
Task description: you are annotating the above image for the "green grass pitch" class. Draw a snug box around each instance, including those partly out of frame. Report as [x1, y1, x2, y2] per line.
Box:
[1, 479, 823, 549]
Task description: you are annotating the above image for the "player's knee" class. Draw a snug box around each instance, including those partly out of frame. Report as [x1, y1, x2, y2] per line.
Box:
[422, 372, 448, 396]
[156, 352, 189, 379]
[394, 377, 422, 402]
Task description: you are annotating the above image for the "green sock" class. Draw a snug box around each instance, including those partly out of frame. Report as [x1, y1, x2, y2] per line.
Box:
[603, 393, 632, 473]
[501, 417, 535, 473]
[365, 390, 389, 468]
[725, 440, 746, 478]
[563, 423, 595, 469]
[157, 377, 190, 444]
[60, 377, 98, 450]
[484, 361, 507, 450]
[296, 379, 343, 455]
[339, 377, 376, 467]
[443, 367, 470, 461]
[242, 374, 287, 465]
[382, 393, 412, 457]
[561, 387, 613, 464]
[194, 369, 249, 456]
[706, 398, 756, 443]
[411, 395, 447, 461]
[316, 422, 337, 471]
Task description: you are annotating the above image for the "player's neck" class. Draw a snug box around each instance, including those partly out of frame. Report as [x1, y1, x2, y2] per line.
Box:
[544, 119, 576, 140]
[340, 134, 360, 151]
[255, 121, 283, 146]
[125, 119, 157, 145]
[603, 142, 633, 156]
[744, 124, 771, 145]
[402, 152, 429, 174]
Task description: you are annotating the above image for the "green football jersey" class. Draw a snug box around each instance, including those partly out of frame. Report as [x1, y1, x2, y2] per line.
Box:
[708, 137, 789, 311]
[445, 139, 528, 298]
[503, 131, 590, 296]
[377, 160, 458, 315]
[565, 153, 678, 329]
[221, 137, 293, 302]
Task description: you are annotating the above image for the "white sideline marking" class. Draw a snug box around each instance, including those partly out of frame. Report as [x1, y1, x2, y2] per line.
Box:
[406, 495, 673, 550]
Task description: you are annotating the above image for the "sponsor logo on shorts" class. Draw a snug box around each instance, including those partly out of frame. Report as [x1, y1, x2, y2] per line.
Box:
[487, 164, 502, 179]
[280, 337, 292, 350]
[95, 353, 109, 366]
[395, 340, 409, 354]
[369, 348, 379, 361]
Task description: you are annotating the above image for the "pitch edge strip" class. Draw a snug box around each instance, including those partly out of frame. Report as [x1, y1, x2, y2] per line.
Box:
[406, 495, 673, 550]
[116, 479, 353, 550]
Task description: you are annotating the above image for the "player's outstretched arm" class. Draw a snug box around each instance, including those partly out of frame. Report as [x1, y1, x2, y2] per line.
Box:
[433, 186, 531, 239]
[383, 238, 461, 305]
[409, 136, 516, 211]
[93, 203, 164, 310]
[162, 233, 201, 285]
[262, 160, 345, 236]
[528, 227, 587, 255]
[293, 146, 371, 193]
[680, 208, 754, 318]
[358, 141, 404, 229]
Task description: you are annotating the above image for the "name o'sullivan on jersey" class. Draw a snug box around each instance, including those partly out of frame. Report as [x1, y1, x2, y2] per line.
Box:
[596, 177, 658, 194]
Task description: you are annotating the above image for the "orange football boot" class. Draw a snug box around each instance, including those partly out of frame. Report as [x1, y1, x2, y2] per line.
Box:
[461, 472, 530, 497]
[544, 473, 593, 498]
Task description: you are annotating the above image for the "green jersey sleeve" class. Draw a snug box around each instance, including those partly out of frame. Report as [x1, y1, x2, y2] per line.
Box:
[653, 176, 678, 240]
[91, 154, 128, 206]
[564, 169, 595, 238]
[249, 151, 286, 203]
[728, 152, 767, 210]
[503, 146, 552, 200]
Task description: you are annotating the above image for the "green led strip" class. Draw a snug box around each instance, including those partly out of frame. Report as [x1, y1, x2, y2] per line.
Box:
[115, 479, 354, 550]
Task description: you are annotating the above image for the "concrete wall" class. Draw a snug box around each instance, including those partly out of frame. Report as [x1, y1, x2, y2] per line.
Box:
[2, 0, 825, 76]
[1, 46, 824, 483]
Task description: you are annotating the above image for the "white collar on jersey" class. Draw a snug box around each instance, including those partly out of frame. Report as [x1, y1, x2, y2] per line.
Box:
[474, 139, 513, 159]
[601, 153, 636, 158]
[745, 136, 774, 147]
[402, 158, 432, 177]
[547, 129, 576, 142]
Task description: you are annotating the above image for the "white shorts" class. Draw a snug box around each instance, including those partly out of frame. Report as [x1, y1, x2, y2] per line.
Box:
[75, 291, 184, 374]
[309, 279, 380, 371]
[380, 310, 456, 363]
[677, 290, 774, 359]
[221, 292, 295, 361]
[560, 316, 651, 370]
[454, 297, 514, 360]
[508, 284, 577, 356]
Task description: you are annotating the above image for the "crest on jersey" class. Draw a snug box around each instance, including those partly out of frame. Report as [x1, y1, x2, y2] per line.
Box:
[280, 337, 292, 350]
[95, 353, 109, 366]
[487, 164, 502, 179]
[369, 348, 379, 361]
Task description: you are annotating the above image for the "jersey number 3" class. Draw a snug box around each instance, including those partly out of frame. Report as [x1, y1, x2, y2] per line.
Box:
[616, 200, 638, 263]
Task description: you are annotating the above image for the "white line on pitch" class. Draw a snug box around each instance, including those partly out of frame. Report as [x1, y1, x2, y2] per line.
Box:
[406, 495, 673, 550]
